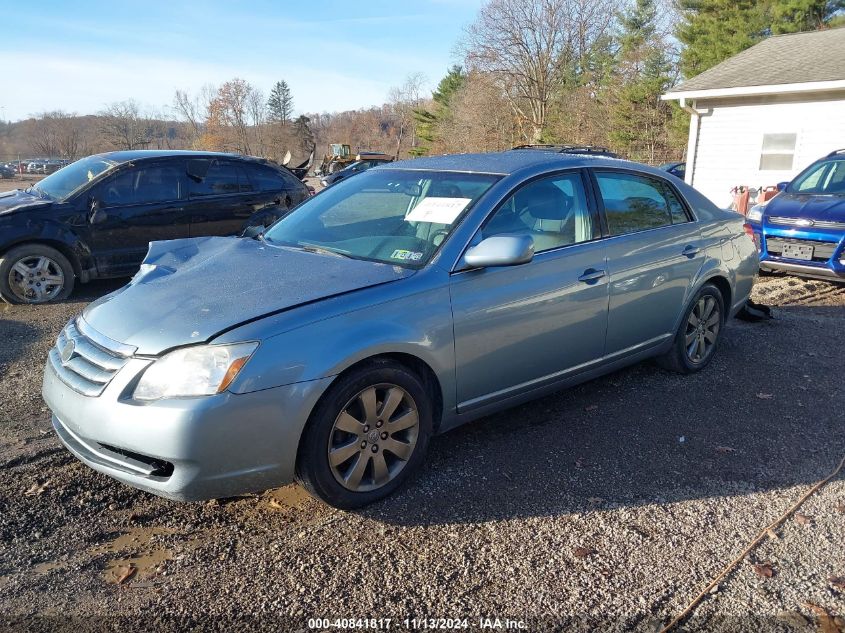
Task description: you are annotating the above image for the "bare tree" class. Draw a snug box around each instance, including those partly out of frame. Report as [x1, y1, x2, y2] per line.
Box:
[173, 84, 216, 147]
[99, 99, 153, 150]
[207, 79, 255, 154]
[462, 0, 614, 142]
[388, 72, 427, 158]
[26, 111, 89, 159]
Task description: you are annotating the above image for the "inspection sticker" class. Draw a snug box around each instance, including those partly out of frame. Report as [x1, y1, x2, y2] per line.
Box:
[390, 249, 423, 261]
[405, 197, 472, 224]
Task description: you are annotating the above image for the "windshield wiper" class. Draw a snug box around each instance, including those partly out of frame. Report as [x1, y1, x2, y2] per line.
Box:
[299, 243, 351, 259]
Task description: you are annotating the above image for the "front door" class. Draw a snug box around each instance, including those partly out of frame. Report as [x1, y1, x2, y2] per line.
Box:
[89, 160, 190, 276]
[450, 171, 609, 411]
[591, 169, 705, 356]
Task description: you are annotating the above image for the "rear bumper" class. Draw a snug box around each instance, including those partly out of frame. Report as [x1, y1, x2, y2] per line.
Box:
[42, 358, 332, 501]
[759, 260, 845, 280]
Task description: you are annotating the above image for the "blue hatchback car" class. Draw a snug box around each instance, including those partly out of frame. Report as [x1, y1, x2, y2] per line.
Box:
[747, 149, 845, 281]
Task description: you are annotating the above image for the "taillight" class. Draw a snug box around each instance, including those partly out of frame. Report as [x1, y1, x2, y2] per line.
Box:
[742, 223, 760, 250]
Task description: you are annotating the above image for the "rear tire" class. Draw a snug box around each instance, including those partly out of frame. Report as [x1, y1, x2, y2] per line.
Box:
[0, 244, 75, 305]
[296, 359, 432, 509]
[657, 284, 725, 374]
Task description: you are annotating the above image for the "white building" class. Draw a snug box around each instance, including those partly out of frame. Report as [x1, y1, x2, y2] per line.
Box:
[663, 28, 845, 208]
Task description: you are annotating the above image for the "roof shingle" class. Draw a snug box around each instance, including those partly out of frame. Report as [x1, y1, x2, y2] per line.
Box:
[669, 28, 845, 93]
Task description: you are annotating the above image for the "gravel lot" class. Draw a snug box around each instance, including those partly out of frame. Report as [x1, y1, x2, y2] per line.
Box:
[0, 274, 843, 632]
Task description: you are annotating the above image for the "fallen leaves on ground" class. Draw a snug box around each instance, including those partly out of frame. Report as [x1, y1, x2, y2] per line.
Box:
[756, 393, 774, 399]
[115, 565, 136, 585]
[715, 446, 736, 454]
[24, 480, 49, 497]
[802, 603, 845, 633]
[836, 500, 845, 514]
[584, 404, 599, 412]
[574, 547, 596, 559]
[829, 577, 845, 591]
[795, 512, 814, 526]
[776, 611, 808, 628]
[766, 528, 780, 540]
[753, 563, 774, 578]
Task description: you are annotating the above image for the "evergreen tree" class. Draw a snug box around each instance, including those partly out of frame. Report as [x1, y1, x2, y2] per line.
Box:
[677, 0, 844, 79]
[771, 0, 845, 33]
[609, 0, 676, 161]
[267, 80, 293, 124]
[292, 115, 314, 157]
[411, 65, 466, 156]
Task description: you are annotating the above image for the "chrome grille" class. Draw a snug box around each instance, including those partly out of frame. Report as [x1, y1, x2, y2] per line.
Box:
[48, 318, 136, 396]
[769, 216, 845, 230]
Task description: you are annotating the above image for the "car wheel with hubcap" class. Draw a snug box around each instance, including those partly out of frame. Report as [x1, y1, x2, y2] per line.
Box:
[0, 244, 75, 305]
[296, 359, 432, 509]
[657, 283, 724, 374]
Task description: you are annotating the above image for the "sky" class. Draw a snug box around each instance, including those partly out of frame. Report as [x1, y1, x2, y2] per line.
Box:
[0, 0, 484, 122]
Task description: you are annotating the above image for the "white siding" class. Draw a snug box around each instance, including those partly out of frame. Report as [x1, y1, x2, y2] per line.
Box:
[689, 91, 845, 207]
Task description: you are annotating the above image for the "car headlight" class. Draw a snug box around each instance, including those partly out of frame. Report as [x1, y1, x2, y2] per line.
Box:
[133, 342, 258, 400]
[746, 206, 764, 222]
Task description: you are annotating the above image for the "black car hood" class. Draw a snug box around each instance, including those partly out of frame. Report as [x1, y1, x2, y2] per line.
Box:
[767, 193, 845, 222]
[0, 189, 53, 215]
[83, 236, 415, 354]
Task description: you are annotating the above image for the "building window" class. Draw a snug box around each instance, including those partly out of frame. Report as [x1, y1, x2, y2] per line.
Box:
[759, 133, 796, 170]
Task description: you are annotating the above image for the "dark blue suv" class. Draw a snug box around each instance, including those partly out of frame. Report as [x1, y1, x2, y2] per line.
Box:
[747, 149, 845, 281]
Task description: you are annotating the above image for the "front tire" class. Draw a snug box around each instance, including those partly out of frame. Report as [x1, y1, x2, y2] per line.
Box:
[657, 284, 725, 374]
[0, 244, 75, 305]
[296, 359, 432, 509]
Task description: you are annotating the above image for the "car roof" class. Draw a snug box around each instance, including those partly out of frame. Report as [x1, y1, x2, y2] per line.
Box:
[91, 149, 268, 164]
[378, 150, 645, 176]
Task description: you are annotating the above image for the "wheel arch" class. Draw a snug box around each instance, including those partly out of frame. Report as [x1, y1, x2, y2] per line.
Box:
[2, 238, 83, 279]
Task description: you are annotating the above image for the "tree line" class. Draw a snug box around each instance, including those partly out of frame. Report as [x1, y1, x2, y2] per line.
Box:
[2, 0, 842, 167]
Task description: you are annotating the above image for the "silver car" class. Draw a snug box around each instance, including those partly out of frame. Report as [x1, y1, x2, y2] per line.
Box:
[42, 152, 758, 508]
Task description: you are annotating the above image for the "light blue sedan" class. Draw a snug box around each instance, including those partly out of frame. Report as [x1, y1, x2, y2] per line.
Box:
[42, 151, 758, 508]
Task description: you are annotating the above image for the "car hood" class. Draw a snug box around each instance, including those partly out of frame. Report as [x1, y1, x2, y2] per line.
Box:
[83, 236, 415, 354]
[766, 193, 845, 222]
[0, 189, 53, 214]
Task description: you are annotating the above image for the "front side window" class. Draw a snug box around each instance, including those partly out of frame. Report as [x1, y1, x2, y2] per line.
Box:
[595, 172, 689, 236]
[101, 164, 183, 206]
[791, 159, 845, 194]
[481, 172, 595, 253]
[263, 169, 499, 267]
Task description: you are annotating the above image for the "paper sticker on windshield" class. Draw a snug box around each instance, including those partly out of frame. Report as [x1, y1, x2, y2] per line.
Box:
[391, 249, 423, 261]
[405, 197, 472, 224]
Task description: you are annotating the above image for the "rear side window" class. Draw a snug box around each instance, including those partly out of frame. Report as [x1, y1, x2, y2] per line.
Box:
[595, 172, 688, 236]
[247, 164, 287, 192]
[101, 163, 182, 205]
[189, 161, 250, 197]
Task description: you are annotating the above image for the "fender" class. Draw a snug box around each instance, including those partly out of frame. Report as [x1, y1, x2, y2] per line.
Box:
[0, 217, 95, 279]
[225, 284, 457, 419]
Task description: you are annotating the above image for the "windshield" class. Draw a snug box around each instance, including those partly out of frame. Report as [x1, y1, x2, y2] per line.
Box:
[34, 155, 118, 201]
[789, 158, 845, 195]
[264, 169, 500, 267]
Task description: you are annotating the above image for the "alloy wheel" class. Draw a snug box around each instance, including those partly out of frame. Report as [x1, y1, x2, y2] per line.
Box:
[7, 255, 65, 303]
[685, 296, 720, 364]
[327, 383, 420, 492]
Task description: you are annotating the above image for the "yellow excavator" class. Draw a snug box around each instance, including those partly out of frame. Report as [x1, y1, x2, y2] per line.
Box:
[316, 144, 391, 176]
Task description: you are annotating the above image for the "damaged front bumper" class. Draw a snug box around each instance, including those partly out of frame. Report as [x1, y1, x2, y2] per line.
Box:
[42, 357, 332, 501]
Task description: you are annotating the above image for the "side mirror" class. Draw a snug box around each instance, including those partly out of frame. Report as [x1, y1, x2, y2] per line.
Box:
[88, 199, 107, 224]
[241, 224, 264, 239]
[463, 235, 534, 269]
[776, 181, 789, 192]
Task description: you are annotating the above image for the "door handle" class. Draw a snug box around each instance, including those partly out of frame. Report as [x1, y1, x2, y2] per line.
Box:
[682, 245, 700, 258]
[578, 268, 606, 284]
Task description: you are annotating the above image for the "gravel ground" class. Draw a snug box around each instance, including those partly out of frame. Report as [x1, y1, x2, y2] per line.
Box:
[0, 274, 843, 632]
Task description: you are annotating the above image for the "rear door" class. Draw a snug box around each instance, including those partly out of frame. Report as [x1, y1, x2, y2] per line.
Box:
[186, 159, 256, 236]
[88, 160, 190, 276]
[591, 169, 704, 357]
[244, 163, 308, 223]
